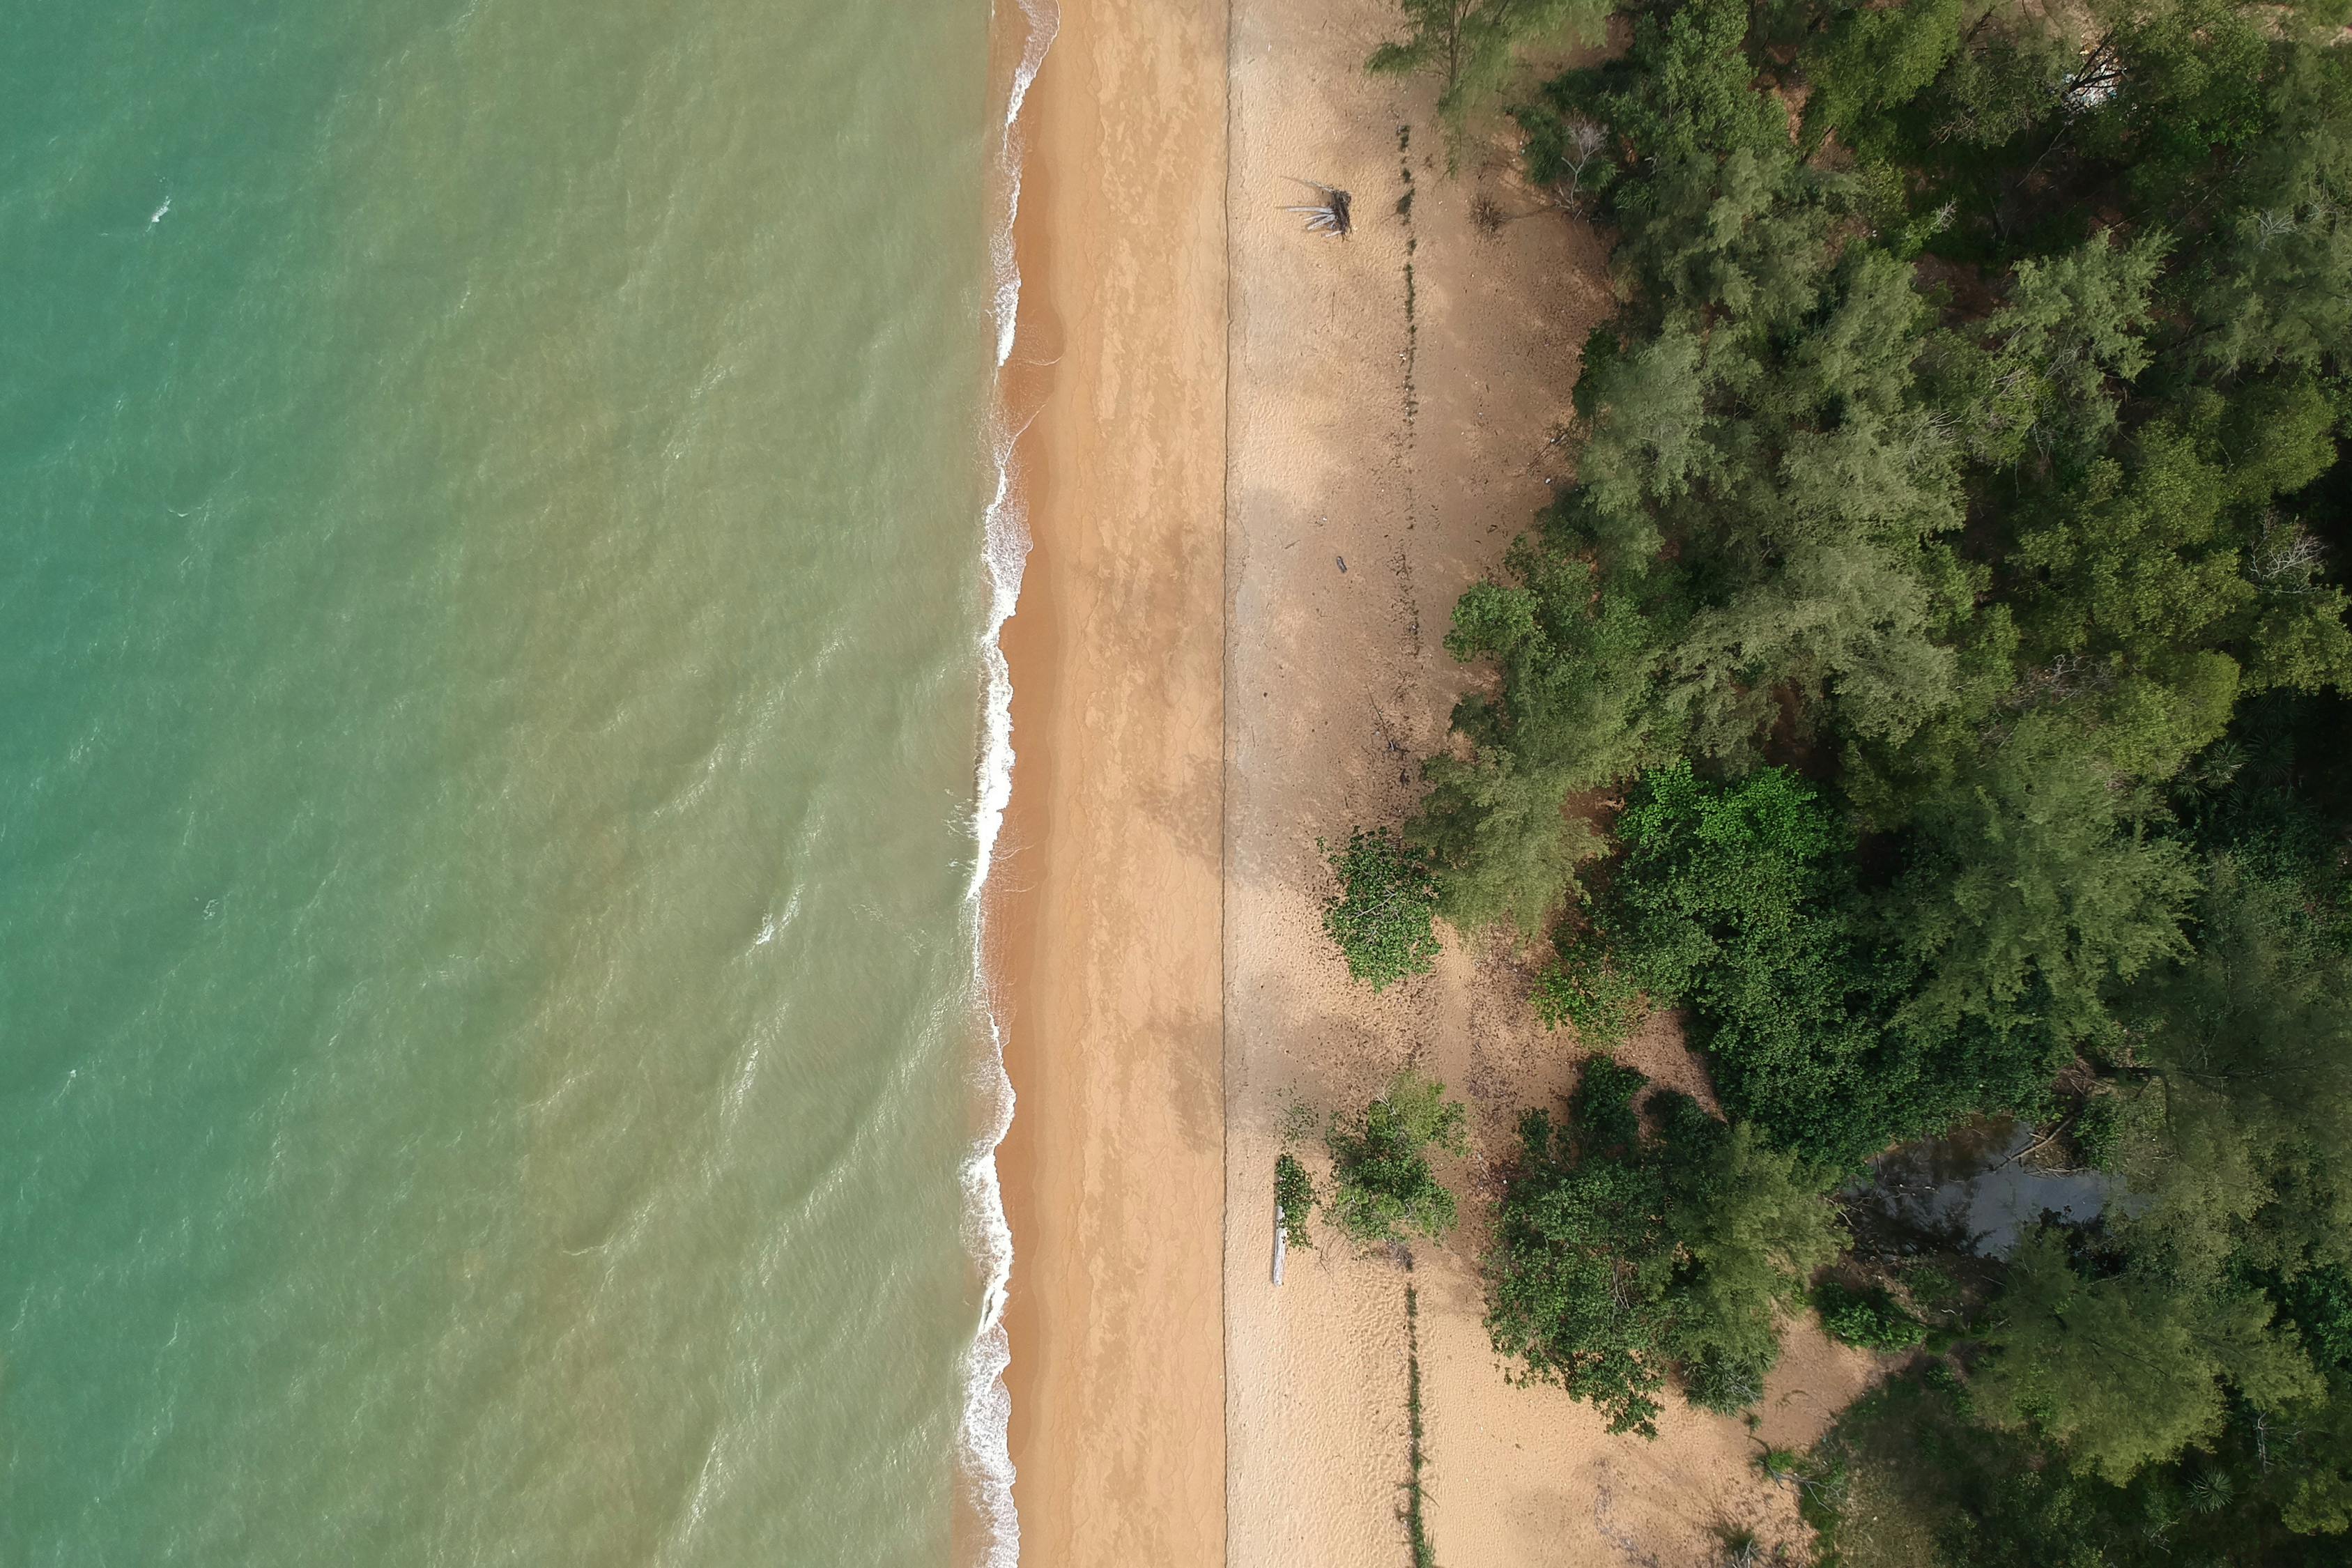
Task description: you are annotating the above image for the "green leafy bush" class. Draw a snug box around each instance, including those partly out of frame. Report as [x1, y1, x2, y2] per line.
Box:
[2277, 1265, 2352, 1372]
[1815, 1282, 1928, 1352]
[1898, 1260, 1966, 1319]
[1486, 1105, 1674, 1433]
[1325, 1070, 1469, 1246]
[2073, 1086, 2161, 1174]
[1530, 945, 1645, 1046]
[1597, 765, 1930, 1164]
[1273, 1153, 1318, 1252]
[1319, 827, 1440, 990]
[1683, 1346, 1774, 1416]
[1485, 1061, 1845, 1434]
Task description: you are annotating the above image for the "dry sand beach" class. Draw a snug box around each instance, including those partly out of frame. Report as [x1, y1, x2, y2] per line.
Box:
[988, 0, 1229, 1562]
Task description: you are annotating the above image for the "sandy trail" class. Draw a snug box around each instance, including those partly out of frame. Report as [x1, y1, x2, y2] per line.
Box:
[1220, 4, 1883, 1565]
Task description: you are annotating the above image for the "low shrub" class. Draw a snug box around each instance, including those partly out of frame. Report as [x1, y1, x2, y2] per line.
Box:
[1273, 1153, 1318, 1251]
[1531, 944, 1647, 1047]
[1320, 827, 1441, 990]
[1815, 1282, 1928, 1352]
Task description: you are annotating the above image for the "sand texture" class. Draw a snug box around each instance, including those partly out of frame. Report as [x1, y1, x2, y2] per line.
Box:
[1221, 3, 1884, 1565]
[990, 0, 1230, 1562]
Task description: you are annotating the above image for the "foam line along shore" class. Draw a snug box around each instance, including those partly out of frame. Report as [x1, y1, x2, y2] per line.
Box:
[960, 2, 1061, 1562]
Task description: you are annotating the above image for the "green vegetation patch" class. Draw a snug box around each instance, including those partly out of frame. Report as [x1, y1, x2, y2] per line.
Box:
[1325, 1070, 1469, 1247]
[1358, 0, 2352, 1553]
[1320, 827, 1441, 990]
[1273, 1153, 1319, 1252]
[1812, 1282, 1927, 1353]
[1484, 1060, 1844, 1434]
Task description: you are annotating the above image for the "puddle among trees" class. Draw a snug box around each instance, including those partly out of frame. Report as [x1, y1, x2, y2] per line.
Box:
[1847, 1115, 2128, 1259]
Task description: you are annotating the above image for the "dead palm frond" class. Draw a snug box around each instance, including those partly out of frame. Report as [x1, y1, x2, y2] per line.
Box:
[1282, 178, 1352, 237]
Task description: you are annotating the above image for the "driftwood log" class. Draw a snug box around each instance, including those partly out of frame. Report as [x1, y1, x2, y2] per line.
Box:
[1282, 178, 1351, 237]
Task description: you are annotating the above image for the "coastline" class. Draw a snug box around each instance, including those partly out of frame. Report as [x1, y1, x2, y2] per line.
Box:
[960, 7, 1059, 1562]
[985, 0, 1231, 1562]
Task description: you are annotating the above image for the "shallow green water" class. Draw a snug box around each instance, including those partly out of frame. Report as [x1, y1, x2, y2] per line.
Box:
[0, 1, 1007, 1561]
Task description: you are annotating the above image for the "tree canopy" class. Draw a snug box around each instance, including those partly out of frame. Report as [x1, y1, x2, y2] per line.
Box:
[1362, 0, 2352, 1551]
[1369, 0, 1612, 146]
[1486, 1061, 1844, 1433]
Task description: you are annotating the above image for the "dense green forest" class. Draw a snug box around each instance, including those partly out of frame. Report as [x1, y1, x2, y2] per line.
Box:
[1314, 0, 2352, 1559]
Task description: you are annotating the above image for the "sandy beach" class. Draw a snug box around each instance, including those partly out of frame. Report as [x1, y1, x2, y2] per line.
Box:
[987, 0, 1229, 1562]
[1220, 3, 1882, 1565]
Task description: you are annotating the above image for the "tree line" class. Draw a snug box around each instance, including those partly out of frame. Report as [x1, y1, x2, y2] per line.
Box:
[1299, 0, 2352, 1558]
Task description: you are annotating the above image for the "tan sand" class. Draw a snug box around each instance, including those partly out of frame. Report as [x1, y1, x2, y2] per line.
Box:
[987, 0, 1230, 1562]
[1220, 3, 1886, 1565]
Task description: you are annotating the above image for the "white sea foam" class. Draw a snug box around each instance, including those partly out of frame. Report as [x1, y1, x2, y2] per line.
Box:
[959, 3, 1058, 1565]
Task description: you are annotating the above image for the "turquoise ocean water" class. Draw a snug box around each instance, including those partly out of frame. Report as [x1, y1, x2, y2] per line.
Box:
[1, 1, 1027, 1561]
